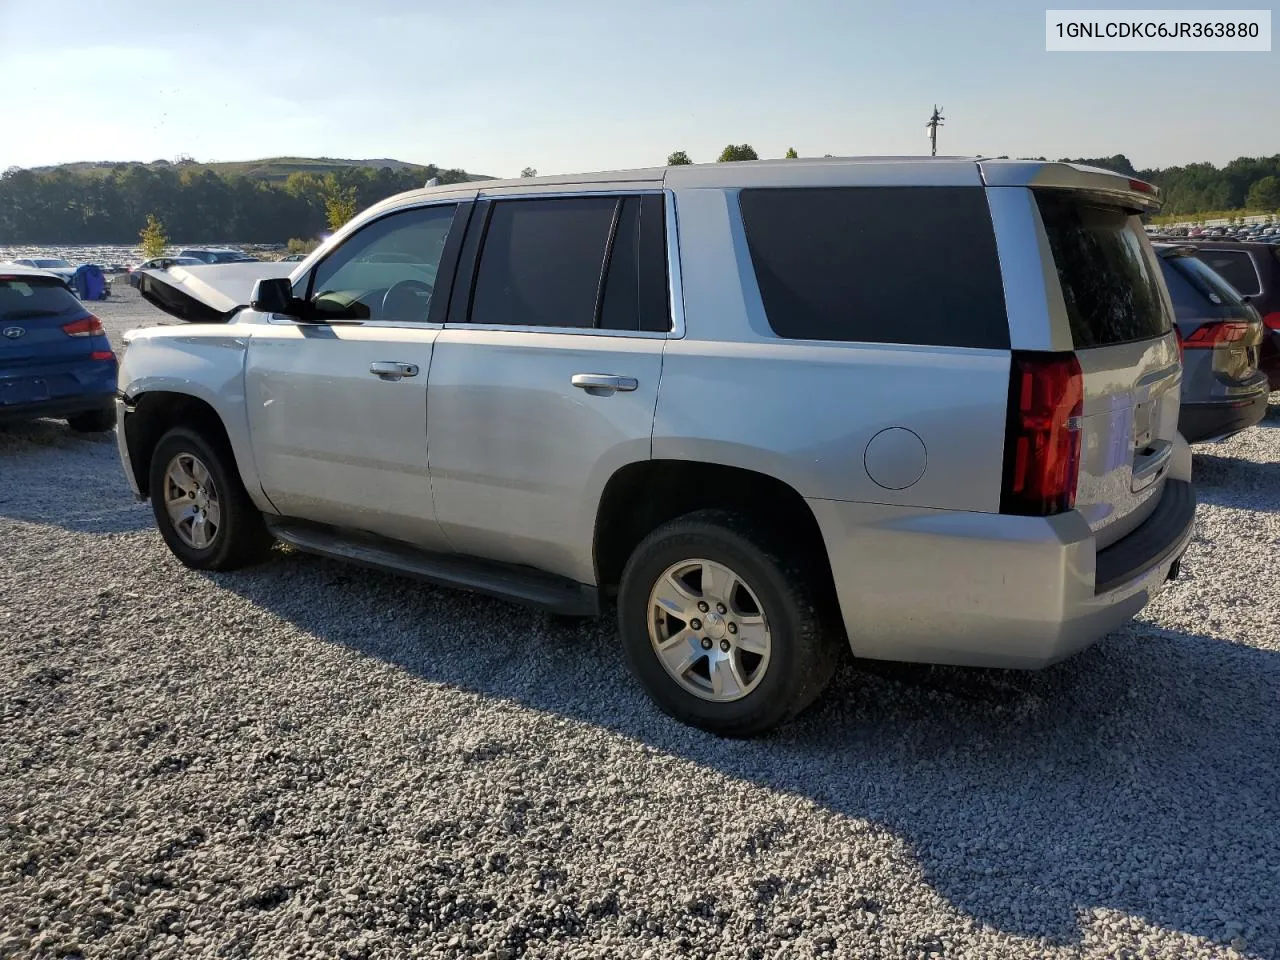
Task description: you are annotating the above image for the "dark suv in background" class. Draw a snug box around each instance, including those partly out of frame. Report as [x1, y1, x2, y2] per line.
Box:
[1154, 244, 1269, 442]
[1179, 241, 1280, 390]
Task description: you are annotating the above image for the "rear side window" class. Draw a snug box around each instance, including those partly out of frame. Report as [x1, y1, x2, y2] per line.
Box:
[738, 187, 1009, 349]
[1035, 192, 1171, 348]
[1191, 250, 1261, 297]
[469, 195, 670, 331]
[0, 276, 81, 319]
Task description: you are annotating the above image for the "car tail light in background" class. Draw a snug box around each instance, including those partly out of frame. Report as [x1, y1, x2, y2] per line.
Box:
[1001, 352, 1084, 517]
[1181, 321, 1251, 348]
[1262, 312, 1280, 332]
[61, 315, 105, 337]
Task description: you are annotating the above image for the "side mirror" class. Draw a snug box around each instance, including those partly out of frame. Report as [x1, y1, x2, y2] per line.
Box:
[250, 277, 297, 316]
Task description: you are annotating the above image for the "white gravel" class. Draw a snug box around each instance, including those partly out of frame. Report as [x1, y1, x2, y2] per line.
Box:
[2, 291, 1278, 959]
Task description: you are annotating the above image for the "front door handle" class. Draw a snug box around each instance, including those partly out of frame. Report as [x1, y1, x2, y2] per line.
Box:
[571, 373, 638, 394]
[370, 361, 419, 381]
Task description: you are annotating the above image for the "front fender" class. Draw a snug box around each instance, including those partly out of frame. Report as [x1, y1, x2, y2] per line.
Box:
[118, 324, 272, 513]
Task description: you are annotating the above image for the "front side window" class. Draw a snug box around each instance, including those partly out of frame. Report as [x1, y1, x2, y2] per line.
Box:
[304, 204, 458, 323]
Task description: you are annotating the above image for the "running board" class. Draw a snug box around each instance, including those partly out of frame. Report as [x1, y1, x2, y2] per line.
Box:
[265, 517, 599, 616]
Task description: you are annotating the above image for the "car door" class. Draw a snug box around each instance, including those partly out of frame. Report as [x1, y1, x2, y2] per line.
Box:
[244, 199, 469, 549]
[426, 192, 672, 585]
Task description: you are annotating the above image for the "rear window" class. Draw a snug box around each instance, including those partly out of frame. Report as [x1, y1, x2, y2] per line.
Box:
[738, 187, 1010, 349]
[0, 276, 81, 319]
[1166, 255, 1249, 309]
[1191, 250, 1261, 297]
[1035, 192, 1172, 348]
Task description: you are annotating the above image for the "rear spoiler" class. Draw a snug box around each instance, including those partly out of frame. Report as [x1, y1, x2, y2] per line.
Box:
[979, 160, 1162, 212]
[136, 262, 296, 324]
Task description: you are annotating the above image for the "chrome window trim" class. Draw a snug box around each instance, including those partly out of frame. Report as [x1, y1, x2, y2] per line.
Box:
[439, 187, 685, 340]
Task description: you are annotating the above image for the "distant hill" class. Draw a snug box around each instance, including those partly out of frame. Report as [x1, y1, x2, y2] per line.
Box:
[30, 156, 493, 183]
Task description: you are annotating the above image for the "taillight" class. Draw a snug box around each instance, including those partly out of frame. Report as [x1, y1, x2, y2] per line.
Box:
[1181, 321, 1250, 348]
[1262, 311, 1280, 332]
[90, 350, 115, 362]
[61, 315, 105, 337]
[1000, 352, 1084, 516]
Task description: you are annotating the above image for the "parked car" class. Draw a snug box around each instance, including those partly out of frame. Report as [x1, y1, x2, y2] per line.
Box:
[0, 265, 117, 431]
[1153, 245, 1269, 441]
[1176, 240, 1280, 389]
[114, 159, 1195, 735]
[7, 257, 78, 286]
[128, 257, 205, 288]
[177, 248, 259, 264]
[279, 253, 307, 262]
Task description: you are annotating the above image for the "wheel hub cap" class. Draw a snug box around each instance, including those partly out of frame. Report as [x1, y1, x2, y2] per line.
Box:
[162, 452, 221, 550]
[646, 558, 772, 703]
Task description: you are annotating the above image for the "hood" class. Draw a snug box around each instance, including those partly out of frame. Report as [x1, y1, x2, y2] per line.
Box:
[136, 261, 296, 323]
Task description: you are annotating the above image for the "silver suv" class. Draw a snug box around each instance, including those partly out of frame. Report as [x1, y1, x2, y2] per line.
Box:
[117, 158, 1197, 735]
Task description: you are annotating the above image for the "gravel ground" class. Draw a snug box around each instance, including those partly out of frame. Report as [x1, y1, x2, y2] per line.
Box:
[2, 289, 1278, 959]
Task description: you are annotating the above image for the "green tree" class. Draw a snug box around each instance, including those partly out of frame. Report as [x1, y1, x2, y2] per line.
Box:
[139, 213, 168, 258]
[322, 174, 358, 232]
[520, 167, 538, 178]
[1246, 176, 1280, 211]
[784, 147, 799, 159]
[667, 150, 692, 166]
[717, 144, 759, 162]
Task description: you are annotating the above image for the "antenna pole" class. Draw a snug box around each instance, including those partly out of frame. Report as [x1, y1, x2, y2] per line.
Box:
[925, 105, 946, 157]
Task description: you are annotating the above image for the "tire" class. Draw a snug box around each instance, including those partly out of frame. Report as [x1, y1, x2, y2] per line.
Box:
[617, 509, 840, 737]
[148, 426, 273, 570]
[66, 408, 115, 433]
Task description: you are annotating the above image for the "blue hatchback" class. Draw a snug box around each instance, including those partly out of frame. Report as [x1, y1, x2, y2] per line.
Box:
[0, 266, 117, 431]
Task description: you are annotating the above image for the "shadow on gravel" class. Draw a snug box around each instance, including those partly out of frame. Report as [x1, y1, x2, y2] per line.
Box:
[0, 420, 151, 534]
[216, 552, 1280, 956]
[1192, 453, 1280, 513]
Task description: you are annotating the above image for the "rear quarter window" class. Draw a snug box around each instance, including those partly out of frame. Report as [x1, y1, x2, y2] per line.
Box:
[737, 186, 1010, 349]
[1035, 192, 1172, 348]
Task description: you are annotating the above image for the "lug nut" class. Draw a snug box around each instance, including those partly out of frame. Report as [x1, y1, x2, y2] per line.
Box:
[690, 618, 702, 631]
[716, 603, 727, 615]
[727, 622, 738, 634]
[720, 640, 731, 652]
[700, 637, 713, 650]
[698, 601, 709, 613]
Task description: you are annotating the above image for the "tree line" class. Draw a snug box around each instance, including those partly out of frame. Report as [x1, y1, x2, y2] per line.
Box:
[3, 149, 1277, 245]
[0, 161, 475, 244]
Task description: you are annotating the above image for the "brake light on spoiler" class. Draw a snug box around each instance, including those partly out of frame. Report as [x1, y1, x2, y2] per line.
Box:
[1000, 352, 1084, 517]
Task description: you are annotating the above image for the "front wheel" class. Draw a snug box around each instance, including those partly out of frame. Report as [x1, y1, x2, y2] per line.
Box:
[148, 427, 273, 570]
[617, 510, 840, 737]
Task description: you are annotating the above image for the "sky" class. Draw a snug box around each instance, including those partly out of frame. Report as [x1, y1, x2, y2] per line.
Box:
[0, 0, 1275, 176]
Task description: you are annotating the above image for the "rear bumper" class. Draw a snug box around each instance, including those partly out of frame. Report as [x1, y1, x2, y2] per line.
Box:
[0, 392, 115, 424]
[1179, 388, 1269, 443]
[808, 480, 1196, 669]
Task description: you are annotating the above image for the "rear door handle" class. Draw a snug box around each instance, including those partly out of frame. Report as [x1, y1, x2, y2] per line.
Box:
[1132, 438, 1173, 492]
[370, 361, 419, 381]
[571, 373, 638, 394]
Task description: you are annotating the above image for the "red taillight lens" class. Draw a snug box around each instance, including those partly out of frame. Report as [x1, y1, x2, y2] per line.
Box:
[1001, 352, 1083, 516]
[1182, 321, 1250, 348]
[61, 315, 105, 337]
[1128, 178, 1156, 194]
[90, 350, 115, 362]
[1262, 311, 1280, 332]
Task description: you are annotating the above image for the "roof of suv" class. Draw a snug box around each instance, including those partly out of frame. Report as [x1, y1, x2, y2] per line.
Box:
[382, 157, 1158, 211]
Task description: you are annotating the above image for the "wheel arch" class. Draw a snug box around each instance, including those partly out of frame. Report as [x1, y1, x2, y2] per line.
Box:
[122, 391, 251, 501]
[593, 459, 840, 614]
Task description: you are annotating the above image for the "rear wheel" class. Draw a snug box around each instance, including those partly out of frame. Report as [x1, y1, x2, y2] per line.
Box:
[148, 427, 273, 570]
[66, 408, 115, 433]
[617, 509, 840, 737]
